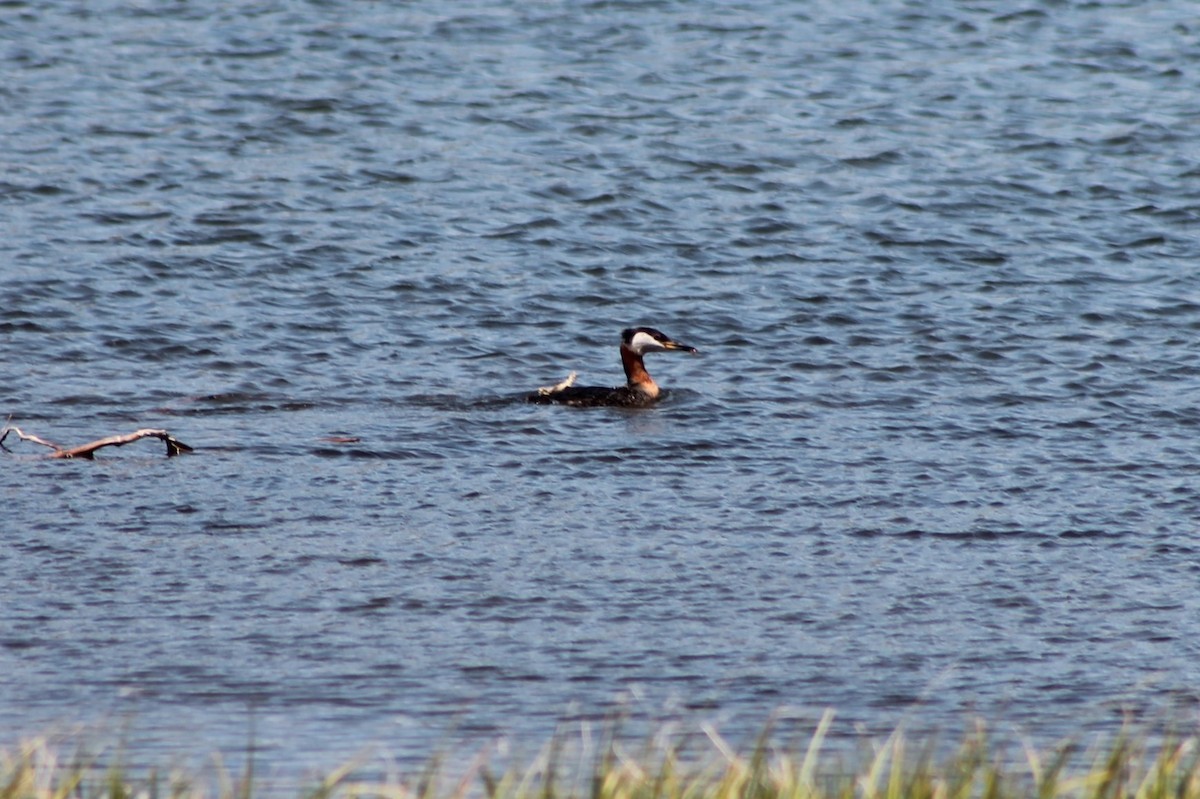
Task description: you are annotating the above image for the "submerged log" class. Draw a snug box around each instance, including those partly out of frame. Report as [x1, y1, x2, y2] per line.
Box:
[0, 425, 193, 459]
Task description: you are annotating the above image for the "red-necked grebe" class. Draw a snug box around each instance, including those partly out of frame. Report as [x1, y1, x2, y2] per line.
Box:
[528, 327, 698, 407]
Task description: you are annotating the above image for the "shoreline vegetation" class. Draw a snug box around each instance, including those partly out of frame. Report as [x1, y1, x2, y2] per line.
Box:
[5, 713, 1200, 799]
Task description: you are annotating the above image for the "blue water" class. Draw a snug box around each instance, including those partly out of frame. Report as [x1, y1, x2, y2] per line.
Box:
[3, 0, 1200, 779]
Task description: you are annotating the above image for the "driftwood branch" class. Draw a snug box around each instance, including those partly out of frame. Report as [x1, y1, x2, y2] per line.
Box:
[0, 425, 193, 459]
[537, 371, 577, 395]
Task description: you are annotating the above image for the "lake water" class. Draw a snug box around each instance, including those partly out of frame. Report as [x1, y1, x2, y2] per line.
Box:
[3, 0, 1200, 782]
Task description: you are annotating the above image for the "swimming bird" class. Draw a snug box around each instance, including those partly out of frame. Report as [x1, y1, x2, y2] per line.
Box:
[528, 327, 698, 407]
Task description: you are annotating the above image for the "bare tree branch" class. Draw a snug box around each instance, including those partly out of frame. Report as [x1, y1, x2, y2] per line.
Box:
[537, 371, 577, 395]
[0, 425, 61, 452]
[0, 425, 193, 459]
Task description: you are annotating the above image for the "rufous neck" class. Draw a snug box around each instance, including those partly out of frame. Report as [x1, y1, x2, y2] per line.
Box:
[620, 345, 659, 397]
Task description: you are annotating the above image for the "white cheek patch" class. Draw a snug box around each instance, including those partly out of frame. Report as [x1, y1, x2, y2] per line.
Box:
[628, 330, 665, 353]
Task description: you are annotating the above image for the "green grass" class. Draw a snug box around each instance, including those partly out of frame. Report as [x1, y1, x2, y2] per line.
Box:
[5, 714, 1200, 799]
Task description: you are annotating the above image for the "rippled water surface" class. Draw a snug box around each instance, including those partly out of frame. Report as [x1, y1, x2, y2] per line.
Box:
[4, 0, 1200, 776]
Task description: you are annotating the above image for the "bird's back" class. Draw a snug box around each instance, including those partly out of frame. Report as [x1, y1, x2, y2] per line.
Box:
[526, 385, 655, 407]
